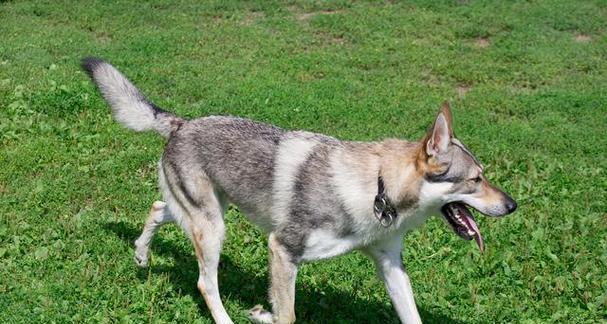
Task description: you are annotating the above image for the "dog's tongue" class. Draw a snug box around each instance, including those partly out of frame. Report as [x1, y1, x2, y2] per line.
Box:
[462, 211, 484, 253]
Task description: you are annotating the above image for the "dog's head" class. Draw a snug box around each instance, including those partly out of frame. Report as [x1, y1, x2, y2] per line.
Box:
[416, 102, 517, 251]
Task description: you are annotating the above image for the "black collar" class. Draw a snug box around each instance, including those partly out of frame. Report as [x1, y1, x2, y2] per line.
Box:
[373, 176, 398, 227]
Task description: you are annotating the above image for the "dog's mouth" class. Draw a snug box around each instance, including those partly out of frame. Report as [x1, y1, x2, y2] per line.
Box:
[440, 202, 484, 252]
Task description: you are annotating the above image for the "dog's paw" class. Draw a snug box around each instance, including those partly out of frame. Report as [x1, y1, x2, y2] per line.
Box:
[134, 254, 148, 267]
[133, 252, 148, 267]
[133, 242, 149, 267]
[248, 304, 272, 324]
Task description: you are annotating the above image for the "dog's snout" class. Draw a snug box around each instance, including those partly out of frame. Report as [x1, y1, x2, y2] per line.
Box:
[505, 198, 517, 214]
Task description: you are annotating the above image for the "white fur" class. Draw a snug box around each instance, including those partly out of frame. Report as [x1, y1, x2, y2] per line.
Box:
[419, 180, 453, 207]
[271, 134, 319, 225]
[328, 149, 381, 240]
[300, 229, 360, 261]
[367, 236, 422, 324]
[248, 305, 273, 323]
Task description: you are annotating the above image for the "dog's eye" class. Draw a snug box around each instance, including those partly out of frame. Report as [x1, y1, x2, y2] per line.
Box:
[472, 176, 482, 183]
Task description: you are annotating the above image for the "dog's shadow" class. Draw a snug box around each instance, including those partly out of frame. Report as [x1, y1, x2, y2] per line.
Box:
[105, 221, 462, 323]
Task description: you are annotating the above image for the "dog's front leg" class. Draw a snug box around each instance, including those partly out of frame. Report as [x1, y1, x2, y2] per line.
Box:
[365, 238, 422, 324]
[249, 233, 298, 324]
[268, 233, 298, 324]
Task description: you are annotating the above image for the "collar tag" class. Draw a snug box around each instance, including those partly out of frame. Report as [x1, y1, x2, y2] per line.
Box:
[374, 176, 397, 227]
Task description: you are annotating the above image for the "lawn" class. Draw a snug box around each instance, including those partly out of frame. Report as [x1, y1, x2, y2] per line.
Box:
[1, 0, 606, 323]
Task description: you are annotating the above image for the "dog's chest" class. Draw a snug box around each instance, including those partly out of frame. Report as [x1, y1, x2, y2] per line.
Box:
[299, 229, 362, 261]
[298, 206, 435, 262]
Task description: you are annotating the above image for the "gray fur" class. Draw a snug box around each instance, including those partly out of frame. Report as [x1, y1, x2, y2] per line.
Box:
[426, 142, 481, 184]
[165, 116, 284, 226]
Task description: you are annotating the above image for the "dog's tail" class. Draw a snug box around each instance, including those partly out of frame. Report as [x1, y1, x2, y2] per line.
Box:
[81, 57, 183, 138]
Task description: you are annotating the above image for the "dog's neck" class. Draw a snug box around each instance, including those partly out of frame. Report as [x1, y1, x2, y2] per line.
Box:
[373, 175, 398, 226]
[376, 139, 425, 213]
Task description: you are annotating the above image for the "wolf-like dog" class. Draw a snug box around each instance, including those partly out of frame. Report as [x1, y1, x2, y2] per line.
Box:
[82, 57, 517, 324]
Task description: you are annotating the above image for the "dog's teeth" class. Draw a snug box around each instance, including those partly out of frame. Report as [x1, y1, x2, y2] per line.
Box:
[454, 213, 463, 224]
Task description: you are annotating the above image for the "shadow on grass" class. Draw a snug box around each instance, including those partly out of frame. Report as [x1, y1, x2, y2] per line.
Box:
[105, 221, 462, 323]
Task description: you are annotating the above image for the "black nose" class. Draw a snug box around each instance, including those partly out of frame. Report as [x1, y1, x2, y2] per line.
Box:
[505, 198, 517, 214]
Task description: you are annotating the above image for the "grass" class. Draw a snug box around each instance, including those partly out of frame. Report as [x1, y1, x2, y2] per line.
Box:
[1, 0, 606, 322]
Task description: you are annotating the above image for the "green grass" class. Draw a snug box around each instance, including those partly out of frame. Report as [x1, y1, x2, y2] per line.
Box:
[1, 0, 606, 322]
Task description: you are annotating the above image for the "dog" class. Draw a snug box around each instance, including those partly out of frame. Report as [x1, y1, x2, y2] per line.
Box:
[82, 57, 517, 324]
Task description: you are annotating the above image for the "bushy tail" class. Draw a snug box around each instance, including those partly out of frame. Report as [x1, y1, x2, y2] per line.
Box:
[81, 57, 183, 138]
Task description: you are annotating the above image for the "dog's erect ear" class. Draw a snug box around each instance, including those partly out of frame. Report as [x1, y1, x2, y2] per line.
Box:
[440, 101, 454, 137]
[425, 101, 453, 156]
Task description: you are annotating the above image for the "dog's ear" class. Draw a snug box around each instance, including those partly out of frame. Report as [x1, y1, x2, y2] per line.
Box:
[440, 101, 454, 137]
[425, 101, 453, 156]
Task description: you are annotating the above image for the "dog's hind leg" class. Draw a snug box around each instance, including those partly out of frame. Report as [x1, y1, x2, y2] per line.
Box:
[185, 190, 234, 324]
[169, 175, 232, 324]
[154, 157, 233, 323]
[134, 200, 175, 267]
[190, 210, 232, 324]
